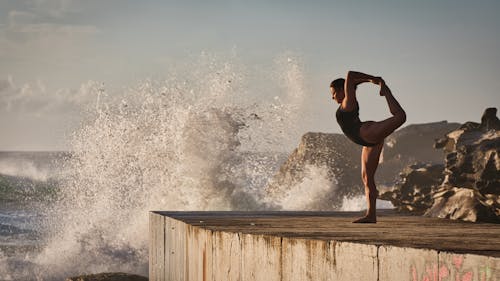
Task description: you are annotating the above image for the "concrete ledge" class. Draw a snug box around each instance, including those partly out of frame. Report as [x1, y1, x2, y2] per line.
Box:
[149, 211, 499, 281]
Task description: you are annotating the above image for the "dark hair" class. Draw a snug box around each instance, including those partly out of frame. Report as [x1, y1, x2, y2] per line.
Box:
[330, 78, 345, 90]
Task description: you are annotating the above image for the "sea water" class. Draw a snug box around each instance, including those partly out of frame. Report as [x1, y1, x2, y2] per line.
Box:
[0, 54, 391, 280]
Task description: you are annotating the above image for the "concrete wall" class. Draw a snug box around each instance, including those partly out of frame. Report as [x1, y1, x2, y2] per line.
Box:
[149, 212, 499, 281]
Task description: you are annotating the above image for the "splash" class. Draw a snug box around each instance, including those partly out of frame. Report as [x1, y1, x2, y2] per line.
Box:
[0, 158, 50, 182]
[274, 165, 337, 210]
[340, 195, 395, 211]
[2, 53, 334, 280]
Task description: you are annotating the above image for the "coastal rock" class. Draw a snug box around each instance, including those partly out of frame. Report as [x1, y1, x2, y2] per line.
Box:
[376, 121, 459, 183]
[266, 132, 361, 209]
[425, 187, 500, 223]
[425, 107, 500, 222]
[383, 121, 460, 164]
[434, 111, 500, 194]
[379, 163, 444, 214]
[65, 272, 148, 281]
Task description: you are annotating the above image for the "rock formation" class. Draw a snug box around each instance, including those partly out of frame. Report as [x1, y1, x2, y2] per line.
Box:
[381, 108, 500, 222]
[379, 163, 444, 214]
[377, 121, 459, 183]
[425, 107, 500, 222]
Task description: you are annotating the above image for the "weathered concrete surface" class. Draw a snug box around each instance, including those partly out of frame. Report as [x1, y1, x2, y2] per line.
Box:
[65, 272, 148, 281]
[149, 211, 500, 281]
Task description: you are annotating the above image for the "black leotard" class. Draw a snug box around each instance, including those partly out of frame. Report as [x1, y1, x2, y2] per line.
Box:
[336, 103, 377, 147]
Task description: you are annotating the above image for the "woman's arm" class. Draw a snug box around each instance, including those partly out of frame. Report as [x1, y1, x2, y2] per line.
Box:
[346, 71, 382, 87]
[343, 71, 383, 111]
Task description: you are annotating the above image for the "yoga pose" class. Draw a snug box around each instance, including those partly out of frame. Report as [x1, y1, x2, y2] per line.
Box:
[330, 71, 406, 223]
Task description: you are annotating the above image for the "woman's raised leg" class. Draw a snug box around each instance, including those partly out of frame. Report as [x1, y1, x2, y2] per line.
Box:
[360, 85, 406, 144]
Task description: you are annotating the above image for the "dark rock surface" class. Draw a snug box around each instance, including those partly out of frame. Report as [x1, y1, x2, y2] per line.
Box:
[425, 187, 499, 223]
[425, 107, 500, 222]
[380, 108, 499, 222]
[66, 272, 148, 281]
[379, 163, 444, 214]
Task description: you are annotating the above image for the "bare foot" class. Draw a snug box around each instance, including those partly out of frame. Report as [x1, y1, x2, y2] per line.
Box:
[352, 216, 377, 223]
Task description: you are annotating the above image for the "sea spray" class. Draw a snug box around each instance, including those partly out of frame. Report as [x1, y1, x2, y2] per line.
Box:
[0, 54, 392, 280]
[20, 53, 338, 280]
[275, 165, 337, 210]
[0, 158, 50, 182]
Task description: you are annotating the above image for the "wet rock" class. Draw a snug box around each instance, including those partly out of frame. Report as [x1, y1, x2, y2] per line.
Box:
[65, 272, 148, 281]
[379, 163, 444, 214]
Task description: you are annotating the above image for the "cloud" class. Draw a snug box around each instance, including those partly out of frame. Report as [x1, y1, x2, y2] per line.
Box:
[0, 75, 100, 116]
[0, 1, 99, 63]
[3, 8, 99, 43]
[32, 0, 79, 18]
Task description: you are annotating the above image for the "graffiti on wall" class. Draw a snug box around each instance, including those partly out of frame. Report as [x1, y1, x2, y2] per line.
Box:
[410, 254, 495, 281]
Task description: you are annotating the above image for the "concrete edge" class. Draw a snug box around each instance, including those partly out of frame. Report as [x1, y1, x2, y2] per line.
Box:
[149, 212, 499, 281]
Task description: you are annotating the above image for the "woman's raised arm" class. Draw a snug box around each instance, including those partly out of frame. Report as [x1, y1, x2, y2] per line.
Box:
[343, 71, 383, 110]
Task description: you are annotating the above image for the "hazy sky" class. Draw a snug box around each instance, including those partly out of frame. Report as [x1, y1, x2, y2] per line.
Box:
[1, 0, 499, 150]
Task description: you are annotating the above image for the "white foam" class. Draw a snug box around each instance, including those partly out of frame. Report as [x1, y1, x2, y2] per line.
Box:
[23, 53, 313, 280]
[0, 159, 50, 182]
[276, 165, 337, 211]
[340, 195, 395, 211]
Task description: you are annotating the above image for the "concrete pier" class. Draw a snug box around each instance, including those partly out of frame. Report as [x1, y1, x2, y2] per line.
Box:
[149, 211, 499, 281]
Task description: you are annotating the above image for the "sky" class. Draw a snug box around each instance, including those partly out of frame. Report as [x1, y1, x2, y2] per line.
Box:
[0, 0, 499, 150]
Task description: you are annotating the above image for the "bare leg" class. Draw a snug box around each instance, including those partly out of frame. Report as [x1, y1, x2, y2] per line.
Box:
[353, 142, 384, 223]
[360, 85, 406, 144]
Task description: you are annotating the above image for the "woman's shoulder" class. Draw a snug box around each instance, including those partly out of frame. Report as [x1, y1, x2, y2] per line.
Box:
[338, 102, 359, 113]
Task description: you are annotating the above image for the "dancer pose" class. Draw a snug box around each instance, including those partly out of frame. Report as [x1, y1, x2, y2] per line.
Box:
[330, 71, 406, 223]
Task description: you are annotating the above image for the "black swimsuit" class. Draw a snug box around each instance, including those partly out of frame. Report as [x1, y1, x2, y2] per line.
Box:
[336, 103, 377, 147]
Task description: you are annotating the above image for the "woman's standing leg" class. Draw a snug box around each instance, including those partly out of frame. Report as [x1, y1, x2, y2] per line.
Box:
[353, 142, 384, 223]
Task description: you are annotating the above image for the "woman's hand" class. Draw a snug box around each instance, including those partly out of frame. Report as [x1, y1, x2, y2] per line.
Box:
[371, 76, 385, 86]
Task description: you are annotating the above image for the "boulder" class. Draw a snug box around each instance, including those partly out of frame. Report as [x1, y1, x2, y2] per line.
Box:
[379, 163, 444, 214]
[425, 187, 500, 223]
[425, 107, 500, 222]
[65, 272, 147, 281]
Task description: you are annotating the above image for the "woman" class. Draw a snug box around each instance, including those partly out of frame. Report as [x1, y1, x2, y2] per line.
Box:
[330, 71, 406, 223]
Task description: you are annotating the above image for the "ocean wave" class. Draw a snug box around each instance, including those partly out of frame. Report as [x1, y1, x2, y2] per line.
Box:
[0, 173, 60, 203]
[1, 53, 354, 280]
[0, 152, 68, 182]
